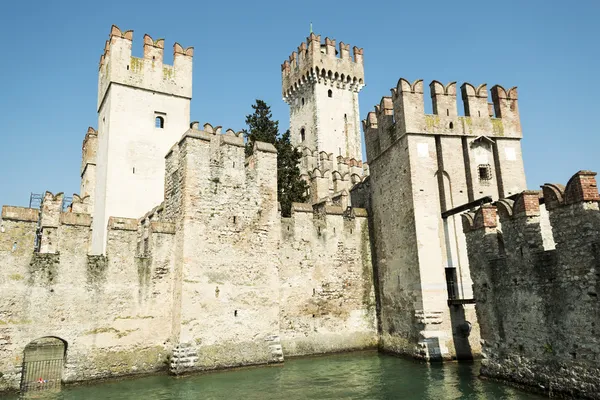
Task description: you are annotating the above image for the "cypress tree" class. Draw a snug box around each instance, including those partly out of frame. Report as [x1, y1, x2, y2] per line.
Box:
[243, 99, 278, 157]
[243, 99, 309, 216]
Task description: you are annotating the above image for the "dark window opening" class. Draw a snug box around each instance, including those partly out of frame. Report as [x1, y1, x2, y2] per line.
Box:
[344, 113, 347, 122]
[301, 98, 305, 105]
[478, 164, 492, 182]
[445, 267, 459, 300]
[133, 167, 135, 174]
[478, 110, 481, 117]
[328, 89, 333, 98]
[155, 116, 164, 129]
[127, 65, 129, 70]
[449, 122, 454, 129]
[446, 109, 449, 116]
[234, 310, 238, 317]
[233, 216, 236, 224]
[301, 128, 305, 141]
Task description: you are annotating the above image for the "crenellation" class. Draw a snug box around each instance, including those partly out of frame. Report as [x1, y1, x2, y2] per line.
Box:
[366, 77, 523, 142]
[461, 83, 489, 118]
[282, 32, 365, 102]
[1, 206, 39, 223]
[339, 41, 350, 60]
[462, 171, 600, 398]
[430, 81, 457, 117]
[490, 85, 520, 137]
[375, 96, 394, 152]
[98, 25, 193, 110]
[59, 212, 92, 228]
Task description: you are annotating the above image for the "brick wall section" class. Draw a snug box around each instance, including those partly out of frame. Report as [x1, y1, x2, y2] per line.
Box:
[462, 171, 600, 399]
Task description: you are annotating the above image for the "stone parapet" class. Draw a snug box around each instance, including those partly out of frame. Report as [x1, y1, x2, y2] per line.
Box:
[461, 170, 600, 398]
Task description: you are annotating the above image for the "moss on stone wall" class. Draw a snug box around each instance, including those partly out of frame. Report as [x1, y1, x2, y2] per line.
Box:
[28, 253, 60, 286]
[491, 118, 504, 136]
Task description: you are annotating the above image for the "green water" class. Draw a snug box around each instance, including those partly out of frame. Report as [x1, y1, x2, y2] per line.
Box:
[6, 352, 545, 400]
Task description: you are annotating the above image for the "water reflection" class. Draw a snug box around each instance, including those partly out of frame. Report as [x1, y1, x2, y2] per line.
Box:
[8, 352, 544, 400]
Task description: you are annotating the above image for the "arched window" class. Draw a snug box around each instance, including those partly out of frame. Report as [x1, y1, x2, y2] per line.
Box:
[155, 116, 164, 129]
[328, 89, 333, 98]
[300, 128, 306, 141]
[301, 98, 305, 106]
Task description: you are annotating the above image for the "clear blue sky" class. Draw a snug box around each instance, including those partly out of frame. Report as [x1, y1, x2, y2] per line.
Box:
[0, 0, 598, 208]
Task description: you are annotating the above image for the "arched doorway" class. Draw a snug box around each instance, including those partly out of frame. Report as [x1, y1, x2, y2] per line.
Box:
[20, 337, 66, 393]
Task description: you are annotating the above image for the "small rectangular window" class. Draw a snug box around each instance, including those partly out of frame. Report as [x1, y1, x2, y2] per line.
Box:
[478, 164, 492, 186]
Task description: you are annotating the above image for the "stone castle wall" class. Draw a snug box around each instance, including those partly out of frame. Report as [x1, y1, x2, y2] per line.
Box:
[279, 203, 377, 356]
[462, 171, 600, 399]
[0, 202, 175, 391]
[0, 126, 376, 392]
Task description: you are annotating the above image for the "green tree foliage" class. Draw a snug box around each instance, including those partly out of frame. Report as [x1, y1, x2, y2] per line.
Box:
[243, 99, 278, 157]
[275, 130, 308, 217]
[244, 100, 309, 217]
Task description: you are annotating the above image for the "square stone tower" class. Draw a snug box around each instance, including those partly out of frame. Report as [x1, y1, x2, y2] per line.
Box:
[282, 33, 364, 161]
[91, 25, 193, 254]
[363, 79, 527, 360]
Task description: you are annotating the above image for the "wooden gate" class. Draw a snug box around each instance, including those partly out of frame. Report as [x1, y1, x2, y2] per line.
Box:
[20, 337, 65, 394]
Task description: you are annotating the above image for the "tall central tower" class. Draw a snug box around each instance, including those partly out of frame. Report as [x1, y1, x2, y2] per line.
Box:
[91, 25, 193, 254]
[282, 33, 365, 161]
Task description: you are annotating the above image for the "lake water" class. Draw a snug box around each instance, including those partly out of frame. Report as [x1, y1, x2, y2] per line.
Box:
[5, 352, 545, 400]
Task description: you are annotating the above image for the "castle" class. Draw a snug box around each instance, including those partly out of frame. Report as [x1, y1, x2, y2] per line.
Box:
[0, 25, 597, 398]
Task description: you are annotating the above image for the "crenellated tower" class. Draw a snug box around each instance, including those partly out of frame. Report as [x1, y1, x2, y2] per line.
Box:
[282, 33, 365, 161]
[91, 25, 194, 254]
[362, 77, 527, 361]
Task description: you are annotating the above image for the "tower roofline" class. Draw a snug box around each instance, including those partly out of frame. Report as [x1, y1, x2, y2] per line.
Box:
[281, 33, 365, 102]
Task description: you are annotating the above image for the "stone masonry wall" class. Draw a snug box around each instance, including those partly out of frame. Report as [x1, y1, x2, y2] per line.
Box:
[165, 127, 284, 374]
[279, 203, 377, 356]
[462, 171, 600, 399]
[0, 202, 176, 392]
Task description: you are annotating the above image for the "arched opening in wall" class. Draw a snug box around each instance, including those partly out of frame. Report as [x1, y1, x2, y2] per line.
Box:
[20, 337, 67, 394]
[301, 97, 305, 106]
[301, 128, 306, 142]
[344, 114, 347, 122]
[328, 89, 333, 98]
[155, 116, 165, 129]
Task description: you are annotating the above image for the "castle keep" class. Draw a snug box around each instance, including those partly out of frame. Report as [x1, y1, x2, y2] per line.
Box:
[1, 24, 598, 398]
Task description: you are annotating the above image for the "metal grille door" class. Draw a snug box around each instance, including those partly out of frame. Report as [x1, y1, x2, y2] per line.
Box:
[20, 338, 65, 394]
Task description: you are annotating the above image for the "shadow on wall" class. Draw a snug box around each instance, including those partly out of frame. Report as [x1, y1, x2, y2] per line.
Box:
[449, 305, 473, 361]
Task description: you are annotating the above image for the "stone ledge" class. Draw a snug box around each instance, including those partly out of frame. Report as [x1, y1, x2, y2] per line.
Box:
[108, 217, 138, 231]
[1, 206, 39, 222]
[60, 212, 92, 227]
[150, 221, 175, 234]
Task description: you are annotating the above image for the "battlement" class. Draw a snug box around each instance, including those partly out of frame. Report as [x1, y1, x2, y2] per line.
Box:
[364, 77, 522, 160]
[461, 171, 600, 396]
[81, 127, 97, 175]
[297, 146, 368, 204]
[98, 25, 193, 109]
[164, 121, 277, 219]
[281, 33, 364, 102]
[463, 170, 600, 262]
[282, 202, 369, 240]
